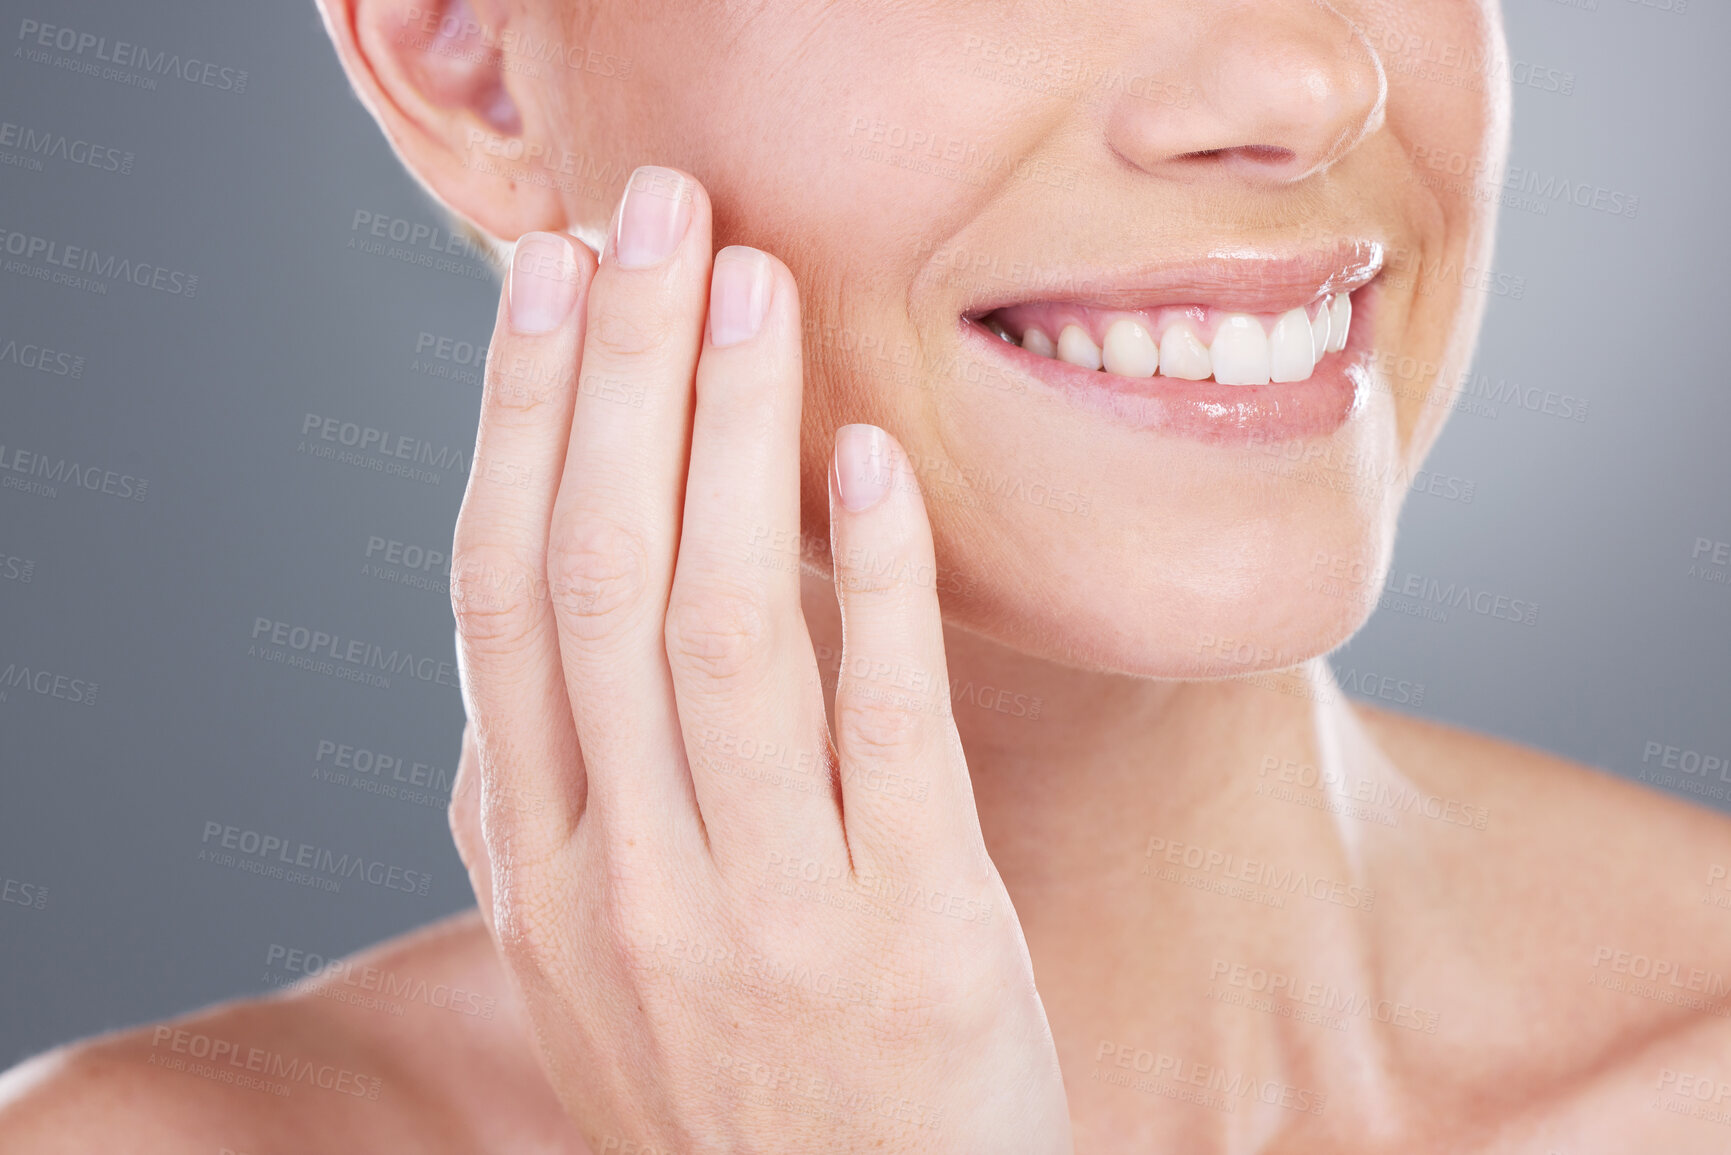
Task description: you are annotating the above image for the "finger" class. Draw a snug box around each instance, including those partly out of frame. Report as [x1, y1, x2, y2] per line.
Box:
[827, 426, 984, 872]
[548, 166, 710, 840]
[664, 247, 844, 866]
[448, 722, 497, 935]
[451, 231, 595, 865]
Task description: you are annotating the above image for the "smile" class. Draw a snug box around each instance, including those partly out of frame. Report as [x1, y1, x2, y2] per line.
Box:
[978, 294, 1352, 386]
[952, 242, 1385, 441]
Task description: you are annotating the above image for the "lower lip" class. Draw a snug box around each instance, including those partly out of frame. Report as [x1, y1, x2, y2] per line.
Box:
[955, 286, 1377, 445]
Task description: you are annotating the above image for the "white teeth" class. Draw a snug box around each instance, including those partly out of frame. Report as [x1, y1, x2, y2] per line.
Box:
[1056, 324, 1102, 371]
[1269, 307, 1317, 384]
[1310, 298, 1333, 359]
[1157, 320, 1212, 380]
[1327, 293, 1351, 353]
[1101, 318, 1160, 378]
[996, 296, 1351, 384]
[1210, 314, 1271, 386]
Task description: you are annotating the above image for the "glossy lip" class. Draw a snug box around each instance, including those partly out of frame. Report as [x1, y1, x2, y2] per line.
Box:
[952, 245, 1384, 444]
[956, 240, 1384, 318]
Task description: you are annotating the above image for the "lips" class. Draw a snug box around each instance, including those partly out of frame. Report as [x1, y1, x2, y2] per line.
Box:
[950, 243, 1384, 442]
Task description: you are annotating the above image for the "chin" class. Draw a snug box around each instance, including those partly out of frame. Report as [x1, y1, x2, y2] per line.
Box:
[929, 458, 1400, 682]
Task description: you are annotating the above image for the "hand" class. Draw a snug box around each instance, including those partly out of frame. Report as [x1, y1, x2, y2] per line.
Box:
[446, 165, 1073, 1154]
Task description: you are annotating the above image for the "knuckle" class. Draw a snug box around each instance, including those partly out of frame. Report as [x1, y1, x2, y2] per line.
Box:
[547, 513, 650, 634]
[664, 583, 774, 687]
[832, 543, 920, 598]
[585, 308, 673, 360]
[485, 352, 566, 415]
[449, 541, 548, 650]
[836, 689, 925, 762]
[867, 978, 951, 1052]
[493, 882, 565, 976]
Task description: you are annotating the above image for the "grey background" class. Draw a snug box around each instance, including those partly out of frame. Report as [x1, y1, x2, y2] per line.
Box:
[0, 0, 1725, 1064]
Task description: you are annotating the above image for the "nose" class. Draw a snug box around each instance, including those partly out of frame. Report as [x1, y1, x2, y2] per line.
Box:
[1105, 1, 1386, 184]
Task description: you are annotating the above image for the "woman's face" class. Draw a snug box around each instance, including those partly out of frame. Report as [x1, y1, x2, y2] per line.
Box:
[483, 0, 1509, 678]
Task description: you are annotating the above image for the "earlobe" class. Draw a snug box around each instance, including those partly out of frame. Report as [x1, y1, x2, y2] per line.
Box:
[316, 0, 565, 242]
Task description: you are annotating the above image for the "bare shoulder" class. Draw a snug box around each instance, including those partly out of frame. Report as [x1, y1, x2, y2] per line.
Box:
[1352, 703, 1731, 1134]
[1353, 701, 1731, 885]
[0, 910, 583, 1154]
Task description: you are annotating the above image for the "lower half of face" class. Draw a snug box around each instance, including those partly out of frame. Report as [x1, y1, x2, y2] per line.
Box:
[572, 0, 1510, 678]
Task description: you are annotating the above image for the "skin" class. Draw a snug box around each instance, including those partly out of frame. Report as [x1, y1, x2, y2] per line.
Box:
[5, 0, 1731, 1151]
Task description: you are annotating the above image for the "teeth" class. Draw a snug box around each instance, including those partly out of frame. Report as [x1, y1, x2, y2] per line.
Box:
[1327, 293, 1351, 353]
[1310, 298, 1333, 358]
[1101, 318, 1159, 378]
[994, 296, 1352, 384]
[1157, 320, 1212, 380]
[1056, 324, 1102, 371]
[1269, 307, 1317, 384]
[1209, 314, 1271, 386]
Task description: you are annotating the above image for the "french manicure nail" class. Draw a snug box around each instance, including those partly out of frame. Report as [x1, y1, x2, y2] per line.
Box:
[508, 231, 579, 334]
[708, 247, 774, 347]
[611, 166, 694, 269]
[834, 424, 893, 513]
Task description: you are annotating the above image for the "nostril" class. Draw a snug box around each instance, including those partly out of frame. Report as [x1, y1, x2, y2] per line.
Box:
[1235, 144, 1298, 166]
[1178, 145, 1299, 166]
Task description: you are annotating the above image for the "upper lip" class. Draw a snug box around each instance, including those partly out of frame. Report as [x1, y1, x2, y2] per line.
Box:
[954, 239, 1385, 319]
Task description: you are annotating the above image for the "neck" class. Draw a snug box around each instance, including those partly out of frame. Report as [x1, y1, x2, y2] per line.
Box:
[802, 572, 1421, 1124]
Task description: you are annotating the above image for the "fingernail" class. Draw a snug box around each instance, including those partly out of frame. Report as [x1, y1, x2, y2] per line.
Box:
[708, 247, 774, 348]
[508, 231, 579, 334]
[611, 166, 693, 269]
[833, 424, 893, 513]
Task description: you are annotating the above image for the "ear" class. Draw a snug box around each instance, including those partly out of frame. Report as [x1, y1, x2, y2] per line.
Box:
[315, 0, 567, 242]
